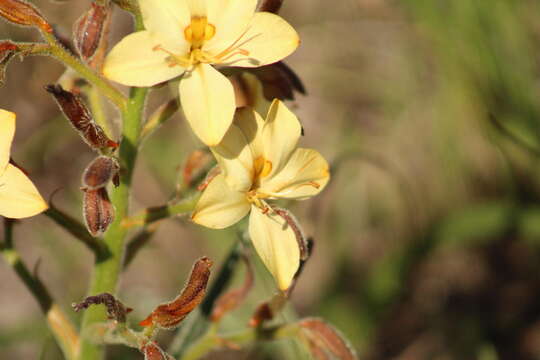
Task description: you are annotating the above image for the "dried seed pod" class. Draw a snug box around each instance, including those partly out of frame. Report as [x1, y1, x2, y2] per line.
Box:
[259, 0, 284, 14]
[298, 318, 358, 360]
[73, 3, 110, 62]
[139, 257, 213, 329]
[45, 84, 118, 150]
[83, 188, 114, 237]
[72, 292, 132, 323]
[140, 342, 174, 360]
[210, 255, 254, 322]
[0, 0, 53, 33]
[82, 156, 120, 190]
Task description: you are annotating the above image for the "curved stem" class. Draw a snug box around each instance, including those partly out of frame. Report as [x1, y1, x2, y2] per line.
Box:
[1, 219, 79, 360]
[41, 32, 127, 111]
[78, 87, 148, 360]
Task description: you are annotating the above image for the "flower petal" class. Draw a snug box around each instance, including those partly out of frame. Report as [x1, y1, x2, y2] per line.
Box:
[211, 123, 253, 192]
[139, 0, 191, 43]
[261, 148, 330, 199]
[249, 206, 300, 290]
[179, 63, 235, 146]
[233, 107, 265, 161]
[103, 31, 185, 87]
[0, 164, 48, 219]
[262, 99, 302, 177]
[211, 12, 299, 68]
[203, 0, 257, 55]
[191, 174, 250, 229]
[0, 109, 15, 172]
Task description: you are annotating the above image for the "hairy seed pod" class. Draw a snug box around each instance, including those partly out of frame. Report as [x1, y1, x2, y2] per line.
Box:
[139, 257, 213, 329]
[0, 0, 53, 33]
[82, 156, 120, 190]
[298, 318, 358, 360]
[140, 342, 174, 360]
[259, 0, 283, 14]
[73, 3, 110, 62]
[83, 188, 114, 237]
[45, 84, 118, 150]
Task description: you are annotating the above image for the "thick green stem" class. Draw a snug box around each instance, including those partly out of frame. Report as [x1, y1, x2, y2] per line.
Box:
[78, 87, 148, 360]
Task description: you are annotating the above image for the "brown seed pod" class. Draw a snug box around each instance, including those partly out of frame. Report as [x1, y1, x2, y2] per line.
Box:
[45, 84, 118, 150]
[82, 156, 120, 190]
[298, 318, 358, 360]
[139, 257, 213, 329]
[83, 188, 114, 237]
[140, 342, 174, 360]
[0, 0, 53, 33]
[73, 3, 110, 62]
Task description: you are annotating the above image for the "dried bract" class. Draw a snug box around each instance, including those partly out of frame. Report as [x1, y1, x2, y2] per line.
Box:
[259, 0, 284, 14]
[181, 149, 213, 189]
[210, 255, 254, 322]
[73, 293, 133, 323]
[139, 257, 212, 329]
[83, 188, 114, 237]
[140, 342, 174, 360]
[248, 302, 273, 328]
[298, 318, 358, 360]
[249, 62, 306, 102]
[0, 0, 52, 33]
[82, 156, 120, 190]
[73, 3, 110, 62]
[45, 84, 118, 150]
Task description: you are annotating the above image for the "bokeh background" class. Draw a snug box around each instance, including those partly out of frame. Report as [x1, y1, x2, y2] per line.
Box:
[3, 0, 540, 359]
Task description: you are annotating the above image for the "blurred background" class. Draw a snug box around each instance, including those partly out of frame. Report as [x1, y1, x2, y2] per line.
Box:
[2, 0, 540, 359]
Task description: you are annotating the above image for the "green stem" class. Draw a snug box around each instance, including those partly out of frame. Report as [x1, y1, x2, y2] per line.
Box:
[1, 220, 79, 360]
[78, 87, 148, 360]
[44, 207, 105, 257]
[181, 324, 301, 360]
[40, 33, 127, 111]
[122, 193, 201, 228]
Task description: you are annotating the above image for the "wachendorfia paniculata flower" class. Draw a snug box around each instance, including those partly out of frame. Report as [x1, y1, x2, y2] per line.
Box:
[192, 100, 330, 290]
[103, 0, 299, 146]
[0, 109, 48, 218]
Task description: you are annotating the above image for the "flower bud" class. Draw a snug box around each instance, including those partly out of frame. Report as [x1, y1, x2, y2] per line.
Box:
[0, 0, 53, 33]
[45, 84, 118, 150]
[83, 188, 115, 237]
[82, 156, 120, 190]
[139, 257, 212, 329]
[73, 3, 110, 62]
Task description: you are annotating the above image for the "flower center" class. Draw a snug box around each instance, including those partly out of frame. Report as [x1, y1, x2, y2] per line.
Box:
[184, 16, 215, 50]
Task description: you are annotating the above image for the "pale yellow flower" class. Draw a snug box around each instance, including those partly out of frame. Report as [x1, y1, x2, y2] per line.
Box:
[103, 0, 299, 146]
[0, 110, 48, 218]
[192, 100, 330, 290]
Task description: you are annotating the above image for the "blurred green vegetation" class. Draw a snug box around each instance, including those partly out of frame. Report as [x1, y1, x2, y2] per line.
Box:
[2, 0, 540, 359]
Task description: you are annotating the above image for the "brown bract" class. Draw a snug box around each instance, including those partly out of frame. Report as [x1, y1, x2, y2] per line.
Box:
[45, 84, 118, 150]
[259, 0, 284, 14]
[299, 318, 358, 360]
[139, 257, 213, 329]
[140, 342, 174, 360]
[0, 0, 52, 33]
[82, 156, 120, 190]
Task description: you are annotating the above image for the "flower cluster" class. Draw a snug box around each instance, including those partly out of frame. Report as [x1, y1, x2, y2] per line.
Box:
[103, 0, 330, 291]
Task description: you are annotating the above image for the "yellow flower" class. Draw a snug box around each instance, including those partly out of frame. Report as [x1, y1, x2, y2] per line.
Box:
[0, 110, 48, 218]
[103, 0, 300, 146]
[192, 100, 330, 290]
